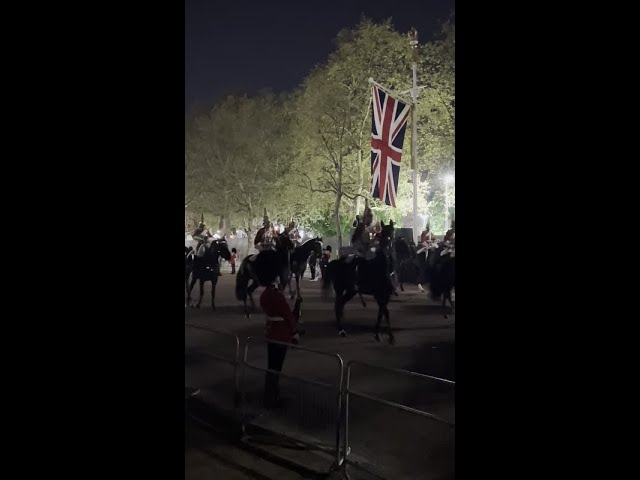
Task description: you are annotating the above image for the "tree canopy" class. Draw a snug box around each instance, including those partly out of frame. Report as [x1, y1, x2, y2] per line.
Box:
[185, 16, 455, 240]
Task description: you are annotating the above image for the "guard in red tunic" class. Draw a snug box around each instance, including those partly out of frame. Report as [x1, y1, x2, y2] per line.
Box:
[260, 277, 302, 407]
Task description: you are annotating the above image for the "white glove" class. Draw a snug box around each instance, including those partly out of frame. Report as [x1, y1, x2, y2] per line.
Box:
[291, 333, 300, 344]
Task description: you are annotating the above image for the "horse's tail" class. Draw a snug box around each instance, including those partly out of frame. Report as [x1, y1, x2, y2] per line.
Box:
[235, 258, 250, 301]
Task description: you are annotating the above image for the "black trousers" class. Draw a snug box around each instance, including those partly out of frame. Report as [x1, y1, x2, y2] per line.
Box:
[309, 262, 316, 280]
[264, 343, 288, 404]
[320, 261, 328, 279]
[231, 263, 236, 274]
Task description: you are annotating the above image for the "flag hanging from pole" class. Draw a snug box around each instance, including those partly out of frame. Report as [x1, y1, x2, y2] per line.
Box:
[370, 83, 411, 208]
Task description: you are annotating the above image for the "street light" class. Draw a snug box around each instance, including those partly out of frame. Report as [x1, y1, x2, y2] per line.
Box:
[408, 28, 420, 244]
[444, 174, 454, 232]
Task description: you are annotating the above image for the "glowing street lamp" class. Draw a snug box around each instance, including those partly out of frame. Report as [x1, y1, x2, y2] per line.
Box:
[444, 174, 455, 232]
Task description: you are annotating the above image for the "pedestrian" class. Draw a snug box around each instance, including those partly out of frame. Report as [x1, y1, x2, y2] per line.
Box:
[260, 274, 302, 407]
[230, 248, 237, 274]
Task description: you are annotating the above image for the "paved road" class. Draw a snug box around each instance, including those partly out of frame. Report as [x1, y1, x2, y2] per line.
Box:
[185, 269, 455, 479]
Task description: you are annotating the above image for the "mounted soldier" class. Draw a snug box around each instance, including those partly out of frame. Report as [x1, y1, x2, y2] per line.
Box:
[286, 218, 301, 246]
[441, 219, 455, 258]
[444, 219, 455, 243]
[191, 214, 211, 256]
[348, 199, 375, 261]
[417, 221, 436, 255]
[252, 208, 277, 257]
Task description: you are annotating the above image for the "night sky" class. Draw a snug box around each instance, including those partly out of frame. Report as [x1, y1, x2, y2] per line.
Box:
[185, 0, 454, 116]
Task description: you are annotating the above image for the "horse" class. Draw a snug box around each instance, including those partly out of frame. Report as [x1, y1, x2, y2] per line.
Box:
[185, 238, 231, 310]
[322, 220, 397, 343]
[235, 233, 295, 318]
[287, 237, 323, 300]
[426, 243, 455, 318]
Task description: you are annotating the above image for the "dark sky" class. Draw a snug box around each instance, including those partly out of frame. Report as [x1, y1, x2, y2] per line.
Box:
[185, 0, 455, 116]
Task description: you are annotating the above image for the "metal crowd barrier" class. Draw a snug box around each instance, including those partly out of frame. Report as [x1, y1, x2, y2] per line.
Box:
[184, 324, 241, 410]
[239, 337, 345, 471]
[184, 327, 456, 478]
[341, 360, 456, 479]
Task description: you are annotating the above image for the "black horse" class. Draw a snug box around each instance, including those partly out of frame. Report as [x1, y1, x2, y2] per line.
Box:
[235, 233, 294, 318]
[322, 220, 397, 343]
[186, 239, 231, 310]
[287, 237, 323, 300]
[426, 243, 455, 318]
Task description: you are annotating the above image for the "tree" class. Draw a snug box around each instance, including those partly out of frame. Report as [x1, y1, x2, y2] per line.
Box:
[415, 17, 455, 178]
[184, 17, 455, 240]
[294, 19, 419, 246]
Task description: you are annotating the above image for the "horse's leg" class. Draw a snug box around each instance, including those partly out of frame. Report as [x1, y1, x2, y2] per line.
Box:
[443, 294, 448, 319]
[384, 303, 394, 345]
[449, 291, 455, 315]
[243, 281, 251, 318]
[248, 280, 260, 311]
[335, 292, 346, 337]
[337, 288, 357, 337]
[374, 303, 383, 342]
[188, 277, 197, 308]
[295, 273, 301, 299]
[446, 289, 454, 316]
[288, 271, 294, 299]
[359, 292, 367, 308]
[210, 277, 217, 311]
[196, 279, 205, 308]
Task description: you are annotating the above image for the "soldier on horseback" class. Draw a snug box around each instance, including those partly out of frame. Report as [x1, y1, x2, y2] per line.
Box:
[191, 216, 211, 256]
[444, 219, 455, 243]
[253, 208, 277, 255]
[442, 219, 455, 257]
[416, 221, 435, 293]
[286, 219, 301, 246]
[349, 199, 375, 261]
[417, 221, 435, 254]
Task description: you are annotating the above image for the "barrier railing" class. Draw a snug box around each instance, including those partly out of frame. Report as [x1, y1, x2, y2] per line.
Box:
[184, 327, 456, 478]
[239, 337, 345, 471]
[184, 324, 240, 410]
[342, 361, 455, 479]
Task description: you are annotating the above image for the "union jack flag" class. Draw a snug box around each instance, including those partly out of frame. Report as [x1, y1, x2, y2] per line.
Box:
[370, 84, 411, 207]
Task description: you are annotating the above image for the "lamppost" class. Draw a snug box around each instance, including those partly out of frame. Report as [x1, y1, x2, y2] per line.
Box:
[444, 174, 454, 232]
[409, 28, 420, 244]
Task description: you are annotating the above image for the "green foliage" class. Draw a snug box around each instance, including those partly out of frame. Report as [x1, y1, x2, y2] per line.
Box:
[185, 16, 455, 239]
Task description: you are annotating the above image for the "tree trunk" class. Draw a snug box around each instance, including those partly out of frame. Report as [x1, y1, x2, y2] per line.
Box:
[334, 192, 343, 248]
[355, 149, 363, 217]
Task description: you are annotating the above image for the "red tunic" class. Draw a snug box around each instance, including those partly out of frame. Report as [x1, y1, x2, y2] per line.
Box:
[420, 230, 434, 246]
[260, 286, 298, 343]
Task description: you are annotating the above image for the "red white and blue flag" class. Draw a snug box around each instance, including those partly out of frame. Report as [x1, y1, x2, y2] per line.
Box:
[370, 83, 411, 208]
